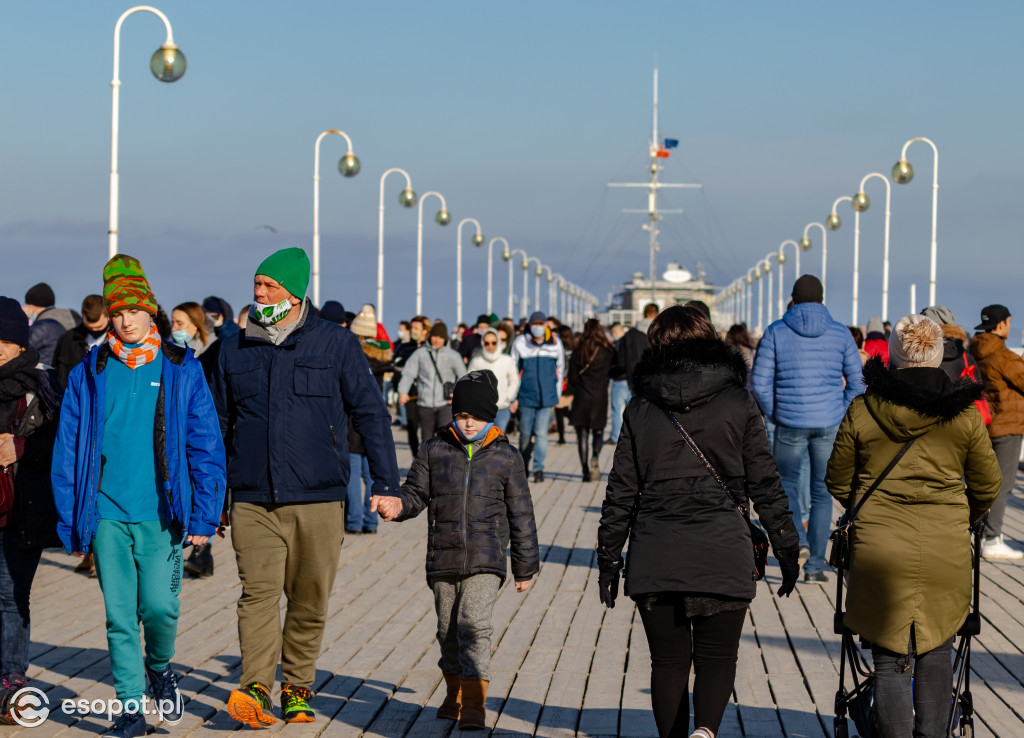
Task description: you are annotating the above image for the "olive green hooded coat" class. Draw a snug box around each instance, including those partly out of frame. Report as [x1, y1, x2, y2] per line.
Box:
[825, 359, 1001, 655]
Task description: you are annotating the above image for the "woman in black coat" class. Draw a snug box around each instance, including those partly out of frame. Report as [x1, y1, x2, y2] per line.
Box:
[0, 297, 62, 719]
[568, 319, 614, 481]
[596, 305, 800, 738]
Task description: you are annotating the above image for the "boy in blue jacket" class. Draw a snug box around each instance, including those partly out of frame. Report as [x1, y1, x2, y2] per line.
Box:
[52, 255, 226, 738]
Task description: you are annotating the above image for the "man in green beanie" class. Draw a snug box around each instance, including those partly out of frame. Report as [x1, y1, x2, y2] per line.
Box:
[213, 247, 400, 727]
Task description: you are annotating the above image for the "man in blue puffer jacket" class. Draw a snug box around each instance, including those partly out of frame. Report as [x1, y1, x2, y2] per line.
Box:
[52, 255, 226, 738]
[752, 275, 865, 583]
[510, 312, 565, 483]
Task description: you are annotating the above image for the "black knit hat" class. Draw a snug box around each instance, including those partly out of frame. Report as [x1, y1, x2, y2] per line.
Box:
[319, 300, 346, 324]
[24, 282, 55, 308]
[0, 296, 30, 347]
[451, 370, 498, 422]
[430, 321, 449, 343]
[791, 275, 824, 304]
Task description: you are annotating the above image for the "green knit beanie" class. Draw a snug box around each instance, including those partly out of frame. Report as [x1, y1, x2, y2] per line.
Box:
[103, 254, 158, 315]
[255, 247, 310, 300]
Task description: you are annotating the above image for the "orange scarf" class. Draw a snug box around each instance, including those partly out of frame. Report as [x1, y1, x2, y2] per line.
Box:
[107, 325, 162, 369]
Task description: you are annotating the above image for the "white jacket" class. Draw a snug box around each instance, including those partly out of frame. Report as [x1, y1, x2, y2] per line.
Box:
[468, 343, 521, 410]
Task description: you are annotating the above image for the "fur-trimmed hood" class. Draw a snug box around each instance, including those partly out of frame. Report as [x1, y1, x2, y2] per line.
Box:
[632, 339, 748, 411]
[862, 356, 984, 440]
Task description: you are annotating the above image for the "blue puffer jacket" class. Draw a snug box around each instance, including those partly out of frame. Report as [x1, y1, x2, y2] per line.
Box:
[51, 342, 227, 553]
[751, 302, 866, 429]
[510, 332, 564, 409]
[212, 305, 399, 504]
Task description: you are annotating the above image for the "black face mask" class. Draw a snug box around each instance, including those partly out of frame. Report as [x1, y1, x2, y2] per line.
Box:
[87, 326, 108, 339]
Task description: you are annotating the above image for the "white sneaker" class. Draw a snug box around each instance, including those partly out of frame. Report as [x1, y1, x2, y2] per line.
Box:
[982, 535, 1024, 561]
[689, 729, 715, 738]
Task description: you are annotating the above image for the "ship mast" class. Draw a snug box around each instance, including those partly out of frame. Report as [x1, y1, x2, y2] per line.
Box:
[609, 68, 701, 305]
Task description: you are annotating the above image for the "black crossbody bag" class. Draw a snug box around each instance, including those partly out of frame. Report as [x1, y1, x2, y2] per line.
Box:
[662, 409, 770, 581]
[427, 349, 456, 403]
[827, 438, 917, 570]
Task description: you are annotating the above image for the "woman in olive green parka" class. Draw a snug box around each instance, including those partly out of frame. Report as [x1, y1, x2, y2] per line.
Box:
[825, 315, 1001, 738]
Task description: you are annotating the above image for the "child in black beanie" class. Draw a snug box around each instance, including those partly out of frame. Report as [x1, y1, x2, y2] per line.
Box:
[376, 370, 539, 730]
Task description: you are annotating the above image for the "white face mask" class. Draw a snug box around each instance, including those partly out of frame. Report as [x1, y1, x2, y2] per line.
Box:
[530, 324, 547, 339]
[251, 298, 292, 325]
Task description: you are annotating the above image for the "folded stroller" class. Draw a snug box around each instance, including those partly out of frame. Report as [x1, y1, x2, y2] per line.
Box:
[832, 520, 982, 738]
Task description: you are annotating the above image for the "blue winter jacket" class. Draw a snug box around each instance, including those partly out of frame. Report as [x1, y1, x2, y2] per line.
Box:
[212, 305, 399, 504]
[751, 302, 866, 429]
[51, 342, 227, 553]
[510, 332, 565, 409]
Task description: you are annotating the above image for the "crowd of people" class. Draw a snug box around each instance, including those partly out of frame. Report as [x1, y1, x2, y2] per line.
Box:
[0, 251, 1020, 738]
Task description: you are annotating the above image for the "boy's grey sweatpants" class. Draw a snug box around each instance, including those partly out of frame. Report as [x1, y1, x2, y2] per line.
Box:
[431, 573, 501, 680]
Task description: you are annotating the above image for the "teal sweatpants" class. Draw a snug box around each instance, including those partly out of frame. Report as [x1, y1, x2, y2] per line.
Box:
[92, 519, 183, 702]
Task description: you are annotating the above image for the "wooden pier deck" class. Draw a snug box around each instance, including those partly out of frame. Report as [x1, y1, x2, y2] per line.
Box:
[11, 427, 1024, 737]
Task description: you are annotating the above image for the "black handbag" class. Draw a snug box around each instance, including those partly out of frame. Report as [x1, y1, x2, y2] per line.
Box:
[828, 437, 917, 571]
[662, 409, 770, 581]
[426, 349, 456, 403]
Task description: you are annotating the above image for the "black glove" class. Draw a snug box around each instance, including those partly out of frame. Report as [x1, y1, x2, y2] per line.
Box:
[598, 569, 620, 608]
[776, 554, 799, 598]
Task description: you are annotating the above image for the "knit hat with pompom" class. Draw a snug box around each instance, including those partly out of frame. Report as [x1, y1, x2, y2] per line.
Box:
[888, 314, 943, 369]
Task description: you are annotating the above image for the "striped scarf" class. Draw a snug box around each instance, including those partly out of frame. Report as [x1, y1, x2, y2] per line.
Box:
[107, 325, 162, 369]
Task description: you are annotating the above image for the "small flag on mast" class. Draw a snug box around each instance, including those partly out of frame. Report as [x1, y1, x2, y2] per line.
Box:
[664, 138, 679, 149]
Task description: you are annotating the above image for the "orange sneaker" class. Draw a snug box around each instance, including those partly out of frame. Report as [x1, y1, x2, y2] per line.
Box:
[280, 684, 315, 723]
[227, 682, 277, 728]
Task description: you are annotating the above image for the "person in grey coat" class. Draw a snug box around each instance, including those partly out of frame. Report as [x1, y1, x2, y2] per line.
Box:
[398, 321, 467, 443]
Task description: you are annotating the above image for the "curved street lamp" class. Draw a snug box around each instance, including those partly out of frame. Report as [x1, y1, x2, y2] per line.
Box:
[892, 137, 939, 306]
[456, 218, 484, 326]
[377, 168, 417, 324]
[745, 267, 758, 327]
[549, 271, 564, 319]
[415, 192, 450, 315]
[109, 5, 186, 258]
[853, 172, 893, 321]
[312, 129, 359, 307]
[800, 221, 827, 302]
[776, 240, 801, 319]
[758, 256, 775, 328]
[525, 257, 542, 319]
[486, 237, 509, 316]
[504, 248, 528, 319]
[826, 195, 854, 324]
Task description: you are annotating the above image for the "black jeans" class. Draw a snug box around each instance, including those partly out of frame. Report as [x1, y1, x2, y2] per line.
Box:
[637, 596, 747, 737]
[0, 528, 43, 677]
[575, 427, 603, 471]
[870, 637, 954, 738]
[417, 405, 453, 444]
[405, 401, 421, 457]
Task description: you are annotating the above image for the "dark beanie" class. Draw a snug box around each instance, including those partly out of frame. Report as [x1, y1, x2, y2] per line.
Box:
[791, 275, 824, 304]
[319, 300, 347, 324]
[0, 297, 30, 347]
[451, 370, 499, 422]
[430, 321, 449, 342]
[24, 283, 55, 308]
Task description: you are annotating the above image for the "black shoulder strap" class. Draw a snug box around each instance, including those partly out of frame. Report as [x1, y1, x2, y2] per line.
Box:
[426, 348, 445, 383]
[661, 408, 748, 513]
[847, 437, 917, 522]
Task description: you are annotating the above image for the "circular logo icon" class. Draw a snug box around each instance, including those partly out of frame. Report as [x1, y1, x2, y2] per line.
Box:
[10, 687, 50, 727]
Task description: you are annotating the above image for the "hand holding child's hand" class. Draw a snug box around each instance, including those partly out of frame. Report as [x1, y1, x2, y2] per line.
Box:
[515, 579, 532, 593]
[371, 495, 403, 521]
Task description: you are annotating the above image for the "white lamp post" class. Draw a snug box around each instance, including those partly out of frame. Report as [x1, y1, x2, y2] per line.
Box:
[456, 219, 484, 326]
[745, 267, 758, 327]
[826, 195, 854, 324]
[800, 222, 827, 302]
[377, 168, 417, 325]
[777, 240, 800, 318]
[487, 238, 509, 316]
[852, 173, 893, 321]
[312, 129, 360, 307]
[504, 248, 528, 319]
[525, 257, 542, 318]
[759, 257, 774, 327]
[415, 192, 451, 315]
[550, 271, 564, 318]
[892, 137, 939, 306]
[109, 5, 186, 258]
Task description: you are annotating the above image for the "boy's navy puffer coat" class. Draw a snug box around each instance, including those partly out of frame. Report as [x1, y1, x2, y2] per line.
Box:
[397, 424, 539, 583]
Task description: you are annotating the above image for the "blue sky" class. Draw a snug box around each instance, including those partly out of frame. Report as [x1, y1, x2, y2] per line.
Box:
[2, 1, 1022, 334]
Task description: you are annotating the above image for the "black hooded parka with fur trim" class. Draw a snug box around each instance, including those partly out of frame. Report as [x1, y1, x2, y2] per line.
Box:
[597, 339, 800, 601]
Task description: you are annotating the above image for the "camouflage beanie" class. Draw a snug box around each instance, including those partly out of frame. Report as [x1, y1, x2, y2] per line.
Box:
[103, 254, 158, 315]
